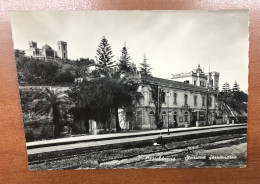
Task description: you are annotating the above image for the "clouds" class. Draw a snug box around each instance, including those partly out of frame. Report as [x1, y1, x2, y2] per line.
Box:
[10, 10, 249, 91]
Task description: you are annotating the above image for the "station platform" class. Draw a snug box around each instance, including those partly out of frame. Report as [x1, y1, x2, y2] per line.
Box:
[26, 123, 247, 161]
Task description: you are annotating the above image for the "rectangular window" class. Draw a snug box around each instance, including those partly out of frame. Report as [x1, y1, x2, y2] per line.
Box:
[194, 80, 196, 85]
[202, 96, 205, 106]
[194, 96, 197, 106]
[184, 94, 188, 105]
[209, 97, 212, 106]
[161, 92, 166, 103]
[173, 93, 177, 104]
[149, 91, 153, 102]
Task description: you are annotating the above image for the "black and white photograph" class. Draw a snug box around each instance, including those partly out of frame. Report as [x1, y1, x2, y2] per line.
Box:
[10, 10, 249, 170]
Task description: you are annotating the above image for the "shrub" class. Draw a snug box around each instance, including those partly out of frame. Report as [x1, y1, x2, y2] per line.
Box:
[25, 130, 35, 142]
[38, 125, 54, 140]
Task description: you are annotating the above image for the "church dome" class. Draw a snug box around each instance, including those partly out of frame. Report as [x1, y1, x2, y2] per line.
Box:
[42, 44, 53, 51]
[193, 64, 203, 73]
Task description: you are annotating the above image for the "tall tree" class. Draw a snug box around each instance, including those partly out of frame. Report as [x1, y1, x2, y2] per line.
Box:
[118, 44, 135, 74]
[139, 53, 152, 76]
[72, 72, 143, 133]
[95, 36, 114, 75]
[36, 88, 72, 137]
[222, 82, 231, 93]
[232, 80, 240, 92]
[150, 84, 164, 128]
[110, 72, 143, 132]
[69, 78, 114, 134]
[74, 58, 95, 78]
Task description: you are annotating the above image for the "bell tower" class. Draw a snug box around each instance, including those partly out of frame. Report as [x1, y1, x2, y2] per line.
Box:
[29, 41, 37, 49]
[211, 72, 220, 91]
[57, 41, 68, 59]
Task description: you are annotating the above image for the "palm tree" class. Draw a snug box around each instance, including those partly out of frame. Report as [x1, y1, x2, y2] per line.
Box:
[36, 88, 72, 137]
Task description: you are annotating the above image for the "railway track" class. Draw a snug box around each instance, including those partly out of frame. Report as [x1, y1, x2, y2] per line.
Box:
[99, 136, 246, 169]
[29, 133, 246, 170]
[28, 124, 247, 163]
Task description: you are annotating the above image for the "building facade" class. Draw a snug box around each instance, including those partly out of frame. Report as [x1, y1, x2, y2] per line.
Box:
[128, 65, 220, 130]
[171, 64, 220, 90]
[24, 41, 68, 59]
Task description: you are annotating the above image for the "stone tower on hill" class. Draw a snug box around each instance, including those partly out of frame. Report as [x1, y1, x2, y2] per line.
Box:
[23, 41, 68, 59]
[57, 41, 68, 59]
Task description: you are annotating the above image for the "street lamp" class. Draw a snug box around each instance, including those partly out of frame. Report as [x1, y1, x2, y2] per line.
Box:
[166, 90, 171, 135]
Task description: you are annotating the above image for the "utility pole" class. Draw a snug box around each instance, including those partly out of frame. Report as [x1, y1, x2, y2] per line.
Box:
[206, 88, 209, 125]
[158, 85, 159, 123]
[158, 85, 162, 139]
[166, 90, 170, 135]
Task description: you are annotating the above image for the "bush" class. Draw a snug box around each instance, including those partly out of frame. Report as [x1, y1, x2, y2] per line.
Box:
[38, 126, 54, 140]
[54, 71, 75, 84]
[15, 57, 95, 85]
[25, 130, 35, 142]
[25, 123, 54, 142]
[70, 122, 82, 134]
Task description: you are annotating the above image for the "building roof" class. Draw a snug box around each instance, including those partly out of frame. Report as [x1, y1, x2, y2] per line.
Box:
[141, 75, 217, 94]
[42, 44, 53, 51]
[57, 41, 67, 44]
[171, 64, 207, 79]
[192, 64, 203, 73]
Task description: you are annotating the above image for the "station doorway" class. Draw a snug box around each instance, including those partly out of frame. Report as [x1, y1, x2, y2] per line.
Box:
[191, 112, 197, 127]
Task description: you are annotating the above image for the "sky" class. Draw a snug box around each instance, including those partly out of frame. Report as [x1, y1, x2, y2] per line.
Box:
[10, 10, 249, 91]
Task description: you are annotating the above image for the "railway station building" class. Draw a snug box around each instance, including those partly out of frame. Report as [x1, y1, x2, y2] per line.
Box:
[125, 65, 220, 130]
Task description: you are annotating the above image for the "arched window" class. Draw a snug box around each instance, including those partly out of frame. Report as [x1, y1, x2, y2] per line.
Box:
[149, 111, 155, 115]
[149, 91, 153, 102]
[184, 94, 188, 105]
[209, 97, 212, 106]
[202, 96, 205, 106]
[174, 111, 178, 115]
[173, 93, 177, 104]
[194, 95, 197, 106]
[162, 111, 167, 115]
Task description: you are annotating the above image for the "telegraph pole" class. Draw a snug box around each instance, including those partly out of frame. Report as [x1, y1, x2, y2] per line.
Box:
[166, 91, 170, 135]
[158, 85, 161, 138]
[206, 88, 209, 125]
